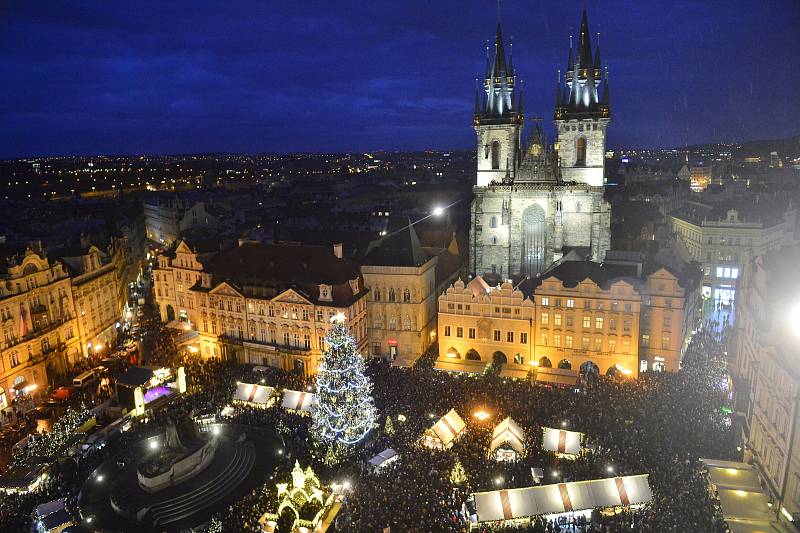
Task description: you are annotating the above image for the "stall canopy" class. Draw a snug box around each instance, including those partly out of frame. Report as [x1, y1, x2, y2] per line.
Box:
[542, 427, 583, 456]
[429, 409, 466, 448]
[281, 390, 316, 412]
[233, 382, 274, 405]
[473, 475, 652, 523]
[368, 448, 398, 469]
[490, 417, 525, 454]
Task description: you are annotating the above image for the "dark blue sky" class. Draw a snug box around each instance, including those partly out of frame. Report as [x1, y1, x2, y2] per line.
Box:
[1, 1, 798, 158]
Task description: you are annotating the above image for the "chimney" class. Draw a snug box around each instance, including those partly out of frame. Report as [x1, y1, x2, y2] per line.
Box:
[201, 273, 212, 288]
[333, 243, 343, 259]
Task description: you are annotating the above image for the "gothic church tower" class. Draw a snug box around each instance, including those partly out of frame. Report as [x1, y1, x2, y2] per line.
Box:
[554, 9, 611, 187]
[474, 23, 523, 187]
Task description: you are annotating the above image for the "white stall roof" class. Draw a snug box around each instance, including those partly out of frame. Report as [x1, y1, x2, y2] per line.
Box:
[542, 427, 583, 455]
[233, 382, 274, 405]
[490, 417, 525, 454]
[432, 409, 466, 447]
[473, 475, 652, 523]
[281, 389, 316, 412]
[368, 448, 398, 468]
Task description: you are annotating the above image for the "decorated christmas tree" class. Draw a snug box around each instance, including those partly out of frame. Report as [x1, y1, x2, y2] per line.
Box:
[384, 415, 395, 436]
[450, 460, 467, 485]
[311, 313, 377, 456]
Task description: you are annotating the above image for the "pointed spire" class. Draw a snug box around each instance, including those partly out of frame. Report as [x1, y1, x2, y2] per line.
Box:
[485, 43, 492, 78]
[474, 80, 481, 115]
[517, 88, 524, 116]
[507, 40, 514, 76]
[567, 34, 574, 70]
[602, 68, 610, 106]
[594, 33, 602, 69]
[577, 8, 593, 69]
[556, 70, 562, 108]
[492, 22, 508, 77]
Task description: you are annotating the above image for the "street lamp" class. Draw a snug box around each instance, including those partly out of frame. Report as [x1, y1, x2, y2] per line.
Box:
[432, 206, 445, 217]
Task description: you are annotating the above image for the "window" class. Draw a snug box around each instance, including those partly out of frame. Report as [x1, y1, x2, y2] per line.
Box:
[388, 288, 396, 302]
[507, 331, 514, 343]
[594, 337, 602, 351]
[468, 327, 476, 339]
[582, 336, 590, 350]
[554, 314, 562, 326]
[554, 334, 561, 347]
[494, 330, 501, 342]
[541, 332, 548, 346]
[661, 335, 670, 349]
[565, 335, 573, 348]
[374, 288, 381, 302]
[283, 332, 290, 345]
[641, 334, 650, 347]
[665, 299, 672, 309]
[609, 318, 617, 330]
[584, 300, 591, 309]
[302, 309, 309, 321]
[595, 317, 604, 329]
[541, 312, 549, 325]
[622, 338, 630, 353]
[566, 315, 574, 327]
[304, 334, 311, 349]
[456, 327, 463, 338]
[403, 289, 411, 303]
[611, 301, 619, 311]
[575, 137, 587, 166]
[541, 297, 549, 306]
[566, 299, 575, 308]
[444, 326, 451, 337]
[316, 309, 323, 321]
[490, 216, 498, 228]
[663, 316, 672, 328]
[583, 316, 591, 328]
[608, 337, 617, 351]
[491, 140, 501, 169]
[623, 319, 631, 332]
[520, 332, 528, 344]
[624, 303, 632, 312]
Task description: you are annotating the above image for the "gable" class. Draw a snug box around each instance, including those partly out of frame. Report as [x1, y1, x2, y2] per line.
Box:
[175, 240, 193, 254]
[272, 288, 312, 305]
[210, 281, 243, 298]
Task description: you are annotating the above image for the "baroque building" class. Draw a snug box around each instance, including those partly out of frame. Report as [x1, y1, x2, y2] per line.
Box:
[469, 10, 611, 280]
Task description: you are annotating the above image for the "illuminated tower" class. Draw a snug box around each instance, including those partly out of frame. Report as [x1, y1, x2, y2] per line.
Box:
[554, 9, 610, 187]
[474, 23, 523, 187]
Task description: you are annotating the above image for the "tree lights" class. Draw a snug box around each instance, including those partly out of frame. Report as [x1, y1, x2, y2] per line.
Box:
[311, 315, 377, 458]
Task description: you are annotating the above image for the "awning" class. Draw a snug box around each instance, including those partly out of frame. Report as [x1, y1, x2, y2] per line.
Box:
[368, 448, 398, 468]
[433, 359, 488, 374]
[233, 383, 274, 405]
[490, 417, 525, 454]
[500, 364, 530, 380]
[473, 475, 652, 523]
[116, 366, 154, 388]
[542, 427, 584, 455]
[431, 409, 466, 447]
[281, 390, 315, 412]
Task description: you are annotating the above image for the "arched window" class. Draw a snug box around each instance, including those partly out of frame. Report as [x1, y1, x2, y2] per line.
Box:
[403, 289, 411, 303]
[491, 140, 501, 169]
[514, 353, 525, 365]
[490, 216, 498, 228]
[558, 358, 572, 370]
[374, 288, 381, 302]
[575, 137, 587, 166]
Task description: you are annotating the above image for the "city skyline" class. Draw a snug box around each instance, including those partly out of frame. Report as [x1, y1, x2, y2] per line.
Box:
[1, 0, 799, 158]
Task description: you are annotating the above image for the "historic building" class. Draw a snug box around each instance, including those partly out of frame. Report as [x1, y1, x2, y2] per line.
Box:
[154, 240, 368, 377]
[434, 255, 700, 383]
[733, 245, 800, 524]
[469, 10, 611, 281]
[671, 198, 798, 307]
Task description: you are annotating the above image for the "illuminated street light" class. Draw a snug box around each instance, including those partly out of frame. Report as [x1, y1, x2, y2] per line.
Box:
[149, 439, 159, 450]
[473, 410, 490, 421]
[432, 206, 445, 217]
[494, 476, 503, 486]
[606, 466, 614, 474]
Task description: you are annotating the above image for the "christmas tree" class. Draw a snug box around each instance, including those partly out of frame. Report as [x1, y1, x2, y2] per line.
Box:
[311, 313, 377, 454]
[450, 460, 467, 485]
[384, 416, 395, 435]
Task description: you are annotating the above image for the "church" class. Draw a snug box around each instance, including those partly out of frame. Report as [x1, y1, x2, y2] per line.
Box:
[469, 9, 612, 281]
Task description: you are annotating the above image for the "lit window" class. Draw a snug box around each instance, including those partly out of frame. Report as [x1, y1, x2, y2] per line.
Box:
[444, 326, 451, 337]
[541, 297, 549, 306]
[541, 312, 549, 325]
[566, 299, 575, 308]
[554, 314, 562, 326]
[595, 317, 604, 329]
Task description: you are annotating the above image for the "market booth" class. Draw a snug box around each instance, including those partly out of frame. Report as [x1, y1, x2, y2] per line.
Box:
[471, 475, 652, 527]
[368, 448, 398, 470]
[422, 409, 466, 450]
[116, 366, 187, 416]
[490, 417, 525, 461]
[232, 382, 274, 407]
[281, 389, 316, 413]
[541, 427, 584, 457]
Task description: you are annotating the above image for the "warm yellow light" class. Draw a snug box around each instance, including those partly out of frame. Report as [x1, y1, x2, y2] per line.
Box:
[188, 346, 199, 354]
[446, 351, 457, 358]
[726, 468, 738, 475]
[530, 360, 540, 367]
[473, 410, 490, 421]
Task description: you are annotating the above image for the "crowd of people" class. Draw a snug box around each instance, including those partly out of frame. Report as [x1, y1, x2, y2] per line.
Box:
[0, 315, 735, 532]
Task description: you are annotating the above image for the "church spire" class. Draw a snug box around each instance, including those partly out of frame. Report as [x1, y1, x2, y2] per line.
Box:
[577, 8, 593, 70]
[594, 33, 602, 69]
[492, 22, 508, 78]
[601, 68, 610, 107]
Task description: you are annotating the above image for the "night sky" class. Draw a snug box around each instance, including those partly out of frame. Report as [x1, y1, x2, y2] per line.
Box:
[1, 1, 798, 158]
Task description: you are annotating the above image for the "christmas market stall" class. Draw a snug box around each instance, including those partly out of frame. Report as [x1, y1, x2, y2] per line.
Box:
[541, 426, 584, 457]
[281, 389, 316, 414]
[422, 409, 466, 450]
[232, 382, 275, 407]
[489, 417, 525, 461]
[471, 475, 652, 528]
[367, 448, 398, 470]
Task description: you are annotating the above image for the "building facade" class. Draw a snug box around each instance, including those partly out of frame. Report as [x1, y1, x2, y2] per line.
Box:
[470, 10, 611, 280]
[733, 246, 800, 524]
[0, 248, 81, 409]
[154, 241, 368, 377]
[671, 200, 798, 307]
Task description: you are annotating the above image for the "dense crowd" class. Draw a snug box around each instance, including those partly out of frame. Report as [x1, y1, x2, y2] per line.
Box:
[0, 317, 735, 532]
